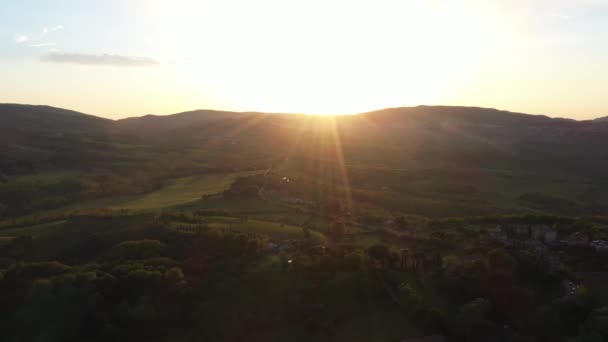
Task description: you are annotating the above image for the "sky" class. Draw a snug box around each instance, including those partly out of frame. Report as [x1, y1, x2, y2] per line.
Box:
[1, 0, 608, 120]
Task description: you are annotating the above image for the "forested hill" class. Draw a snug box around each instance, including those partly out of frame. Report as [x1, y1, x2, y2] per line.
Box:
[0, 104, 111, 139]
[595, 116, 608, 122]
[115, 109, 249, 135]
[2, 103, 608, 218]
[3, 103, 608, 177]
[3, 102, 608, 179]
[2, 103, 606, 140]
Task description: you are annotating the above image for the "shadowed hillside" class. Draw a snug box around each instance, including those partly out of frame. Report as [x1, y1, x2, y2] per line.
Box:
[115, 109, 249, 135]
[0, 104, 110, 137]
[2, 103, 608, 218]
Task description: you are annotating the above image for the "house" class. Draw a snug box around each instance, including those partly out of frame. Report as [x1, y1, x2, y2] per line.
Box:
[402, 336, 445, 342]
[462, 254, 484, 267]
[590, 240, 608, 253]
[562, 280, 579, 297]
[264, 240, 292, 252]
[544, 229, 558, 244]
[286, 197, 305, 204]
[512, 224, 530, 237]
[310, 245, 327, 256]
[563, 232, 591, 246]
[488, 226, 511, 246]
[531, 225, 551, 240]
[265, 241, 280, 252]
[488, 225, 503, 239]
[520, 240, 546, 255]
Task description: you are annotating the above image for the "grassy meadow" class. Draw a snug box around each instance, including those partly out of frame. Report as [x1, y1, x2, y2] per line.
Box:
[67, 171, 262, 210]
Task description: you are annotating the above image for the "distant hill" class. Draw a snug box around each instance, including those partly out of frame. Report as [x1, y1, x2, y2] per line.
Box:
[594, 116, 608, 122]
[0, 104, 110, 139]
[115, 109, 249, 135]
[3, 103, 608, 152]
[0, 104, 114, 174]
[362, 106, 580, 126]
[3, 103, 608, 217]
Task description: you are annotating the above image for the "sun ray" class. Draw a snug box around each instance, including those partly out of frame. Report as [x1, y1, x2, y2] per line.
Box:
[327, 117, 354, 224]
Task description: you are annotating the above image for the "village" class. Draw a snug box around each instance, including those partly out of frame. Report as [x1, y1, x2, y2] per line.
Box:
[487, 222, 608, 295]
[488, 223, 608, 256]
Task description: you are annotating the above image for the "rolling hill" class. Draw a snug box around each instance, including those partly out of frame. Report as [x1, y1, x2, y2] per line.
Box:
[595, 116, 608, 122]
[0, 104, 111, 138]
[2, 103, 608, 219]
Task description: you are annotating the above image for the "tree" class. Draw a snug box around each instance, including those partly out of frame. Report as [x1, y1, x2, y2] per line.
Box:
[556, 298, 592, 336]
[105, 240, 166, 262]
[2, 235, 34, 259]
[573, 218, 593, 232]
[302, 227, 312, 240]
[398, 282, 422, 306]
[487, 248, 516, 273]
[367, 243, 390, 265]
[454, 298, 498, 342]
[460, 298, 493, 318]
[442, 255, 463, 274]
[399, 248, 409, 269]
[583, 306, 608, 341]
[394, 215, 407, 230]
[164, 267, 185, 284]
[328, 220, 347, 240]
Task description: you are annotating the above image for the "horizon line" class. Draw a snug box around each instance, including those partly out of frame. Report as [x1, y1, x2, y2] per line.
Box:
[1, 102, 605, 122]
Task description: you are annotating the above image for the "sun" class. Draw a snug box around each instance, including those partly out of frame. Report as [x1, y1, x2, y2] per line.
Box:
[165, 0, 505, 114]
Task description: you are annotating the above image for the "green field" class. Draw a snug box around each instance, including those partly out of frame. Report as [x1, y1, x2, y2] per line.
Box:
[0, 214, 324, 244]
[0, 171, 263, 230]
[224, 219, 325, 240]
[170, 214, 326, 241]
[67, 171, 261, 211]
[0, 220, 67, 238]
[194, 197, 291, 214]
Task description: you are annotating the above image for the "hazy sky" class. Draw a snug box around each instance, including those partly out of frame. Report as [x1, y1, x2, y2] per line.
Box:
[1, 0, 608, 119]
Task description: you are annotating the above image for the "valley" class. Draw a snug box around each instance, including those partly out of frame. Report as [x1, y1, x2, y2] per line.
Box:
[1, 104, 608, 341]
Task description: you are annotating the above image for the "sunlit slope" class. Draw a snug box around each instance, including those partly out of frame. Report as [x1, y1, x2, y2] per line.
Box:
[65, 171, 261, 210]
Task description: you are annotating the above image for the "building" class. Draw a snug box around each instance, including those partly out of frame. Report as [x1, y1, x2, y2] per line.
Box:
[520, 240, 546, 255]
[512, 224, 530, 237]
[489, 225, 511, 245]
[544, 229, 558, 244]
[531, 225, 551, 240]
[563, 280, 578, 297]
[564, 232, 591, 246]
[590, 240, 608, 253]
[544, 251, 560, 272]
[402, 336, 445, 342]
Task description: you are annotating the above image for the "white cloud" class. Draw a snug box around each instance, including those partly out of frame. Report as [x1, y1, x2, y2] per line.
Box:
[14, 34, 29, 43]
[42, 53, 161, 67]
[41, 25, 63, 36]
[30, 42, 57, 48]
[545, 11, 571, 20]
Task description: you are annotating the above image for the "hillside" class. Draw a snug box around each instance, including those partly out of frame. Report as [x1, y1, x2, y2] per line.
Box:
[115, 109, 249, 136]
[0, 104, 110, 138]
[2, 103, 608, 219]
